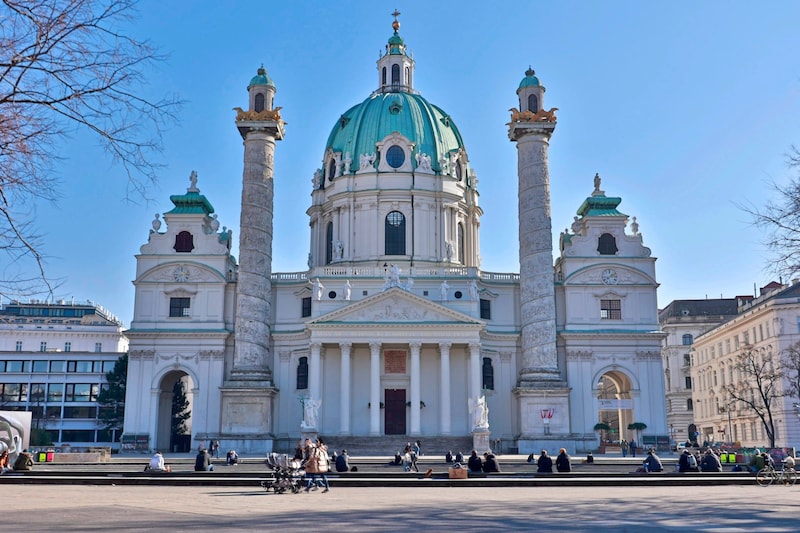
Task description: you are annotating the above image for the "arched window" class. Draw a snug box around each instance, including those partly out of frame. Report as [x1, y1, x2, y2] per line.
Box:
[528, 94, 539, 113]
[254, 93, 265, 112]
[597, 233, 618, 255]
[174, 231, 194, 253]
[385, 211, 406, 255]
[391, 64, 400, 86]
[296, 357, 308, 390]
[455, 160, 463, 181]
[382, 66, 387, 86]
[405, 66, 409, 85]
[682, 334, 693, 345]
[325, 222, 333, 265]
[328, 158, 336, 181]
[482, 357, 494, 390]
[457, 223, 465, 264]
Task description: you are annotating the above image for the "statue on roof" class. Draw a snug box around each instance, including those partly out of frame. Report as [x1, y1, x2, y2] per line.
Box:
[189, 170, 198, 191]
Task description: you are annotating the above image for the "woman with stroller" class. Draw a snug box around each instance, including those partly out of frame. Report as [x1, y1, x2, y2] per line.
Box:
[303, 438, 330, 493]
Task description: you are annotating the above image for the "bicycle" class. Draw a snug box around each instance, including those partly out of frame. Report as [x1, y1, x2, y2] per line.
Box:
[756, 464, 797, 486]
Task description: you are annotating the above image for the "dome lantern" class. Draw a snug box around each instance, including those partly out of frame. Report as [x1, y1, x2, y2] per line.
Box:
[377, 10, 415, 93]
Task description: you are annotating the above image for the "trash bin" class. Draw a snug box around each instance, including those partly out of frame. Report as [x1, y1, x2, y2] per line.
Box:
[37, 452, 47, 462]
[46, 450, 55, 462]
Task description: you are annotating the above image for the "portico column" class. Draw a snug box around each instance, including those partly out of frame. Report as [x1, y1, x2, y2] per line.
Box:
[369, 342, 381, 435]
[309, 342, 322, 401]
[409, 342, 422, 436]
[469, 342, 481, 400]
[339, 342, 352, 435]
[439, 342, 452, 435]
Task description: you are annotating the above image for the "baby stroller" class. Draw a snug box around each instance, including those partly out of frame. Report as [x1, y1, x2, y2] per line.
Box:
[261, 453, 305, 494]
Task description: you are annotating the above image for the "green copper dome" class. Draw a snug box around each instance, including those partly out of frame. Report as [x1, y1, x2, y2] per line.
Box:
[325, 91, 465, 174]
[518, 67, 540, 89]
[248, 66, 275, 89]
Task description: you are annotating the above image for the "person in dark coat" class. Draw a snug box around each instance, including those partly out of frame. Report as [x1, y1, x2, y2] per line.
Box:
[700, 449, 723, 472]
[194, 448, 214, 471]
[467, 450, 483, 472]
[445, 450, 453, 463]
[482, 452, 501, 473]
[335, 449, 350, 472]
[555, 448, 571, 473]
[454, 451, 464, 463]
[536, 449, 553, 473]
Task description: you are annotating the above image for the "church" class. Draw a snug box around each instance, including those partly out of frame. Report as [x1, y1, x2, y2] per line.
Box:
[122, 16, 667, 455]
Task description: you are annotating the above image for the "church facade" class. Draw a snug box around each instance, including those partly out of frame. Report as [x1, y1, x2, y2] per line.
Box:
[123, 18, 667, 455]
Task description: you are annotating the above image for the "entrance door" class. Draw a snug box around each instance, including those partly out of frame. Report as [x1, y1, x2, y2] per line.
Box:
[384, 389, 406, 435]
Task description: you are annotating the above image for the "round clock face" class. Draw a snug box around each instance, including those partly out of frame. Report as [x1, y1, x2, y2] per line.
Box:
[173, 266, 190, 282]
[601, 268, 618, 285]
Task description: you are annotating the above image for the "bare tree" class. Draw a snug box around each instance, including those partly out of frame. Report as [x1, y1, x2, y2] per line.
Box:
[743, 146, 800, 280]
[722, 349, 785, 448]
[0, 0, 181, 296]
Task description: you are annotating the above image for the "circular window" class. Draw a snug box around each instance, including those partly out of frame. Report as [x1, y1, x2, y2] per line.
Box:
[328, 291, 337, 299]
[386, 145, 405, 169]
[387, 211, 404, 227]
[454, 291, 463, 299]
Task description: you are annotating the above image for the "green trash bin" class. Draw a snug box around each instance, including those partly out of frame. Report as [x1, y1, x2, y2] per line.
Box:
[37, 452, 46, 462]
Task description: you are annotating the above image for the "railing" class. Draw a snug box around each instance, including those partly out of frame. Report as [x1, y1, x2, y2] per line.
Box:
[271, 267, 520, 282]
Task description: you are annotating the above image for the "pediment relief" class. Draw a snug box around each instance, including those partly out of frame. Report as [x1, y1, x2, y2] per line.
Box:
[310, 288, 482, 325]
[140, 263, 226, 284]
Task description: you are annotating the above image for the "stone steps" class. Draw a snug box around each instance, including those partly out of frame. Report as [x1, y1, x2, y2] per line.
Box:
[283, 436, 475, 457]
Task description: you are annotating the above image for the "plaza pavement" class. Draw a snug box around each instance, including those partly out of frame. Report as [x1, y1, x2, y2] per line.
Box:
[9, 483, 800, 532]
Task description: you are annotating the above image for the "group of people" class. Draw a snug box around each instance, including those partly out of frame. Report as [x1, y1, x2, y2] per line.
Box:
[300, 437, 331, 493]
[467, 450, 501, 473]
[527, 448, 573, 473]
[677, 448, 723, 472]
[396, 441, 421, 472]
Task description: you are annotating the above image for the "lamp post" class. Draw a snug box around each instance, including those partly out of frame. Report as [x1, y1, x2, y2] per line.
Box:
[719, 403, 733, 444]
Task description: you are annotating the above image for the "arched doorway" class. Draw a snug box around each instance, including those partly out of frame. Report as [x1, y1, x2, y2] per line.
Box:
[155, 371, 194, 452]
[596, 371, 634, 447]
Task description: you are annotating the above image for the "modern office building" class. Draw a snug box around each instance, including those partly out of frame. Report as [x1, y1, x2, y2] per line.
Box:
[0, 299, 128, 447]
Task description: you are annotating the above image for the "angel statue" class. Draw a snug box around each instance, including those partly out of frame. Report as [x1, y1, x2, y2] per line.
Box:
[468, 395, 489, 430]
[301, 397, 321, 430]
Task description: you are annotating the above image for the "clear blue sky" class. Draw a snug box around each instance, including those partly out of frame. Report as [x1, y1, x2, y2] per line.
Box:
[16, 1, 800, 326]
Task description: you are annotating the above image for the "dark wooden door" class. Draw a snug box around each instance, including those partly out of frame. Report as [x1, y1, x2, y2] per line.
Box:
[384, 389, 406, 435]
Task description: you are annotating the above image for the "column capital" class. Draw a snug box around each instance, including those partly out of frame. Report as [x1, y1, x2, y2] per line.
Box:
[310, 342, 322, 352]
[409, 341, 422, 351]
[468, 342, 482, 352]
[339, 341, 352, 351]
[438, 342, 452, 352]
[369, 342, 381, 352]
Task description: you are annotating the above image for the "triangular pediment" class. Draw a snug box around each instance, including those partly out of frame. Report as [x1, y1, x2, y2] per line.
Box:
[309, 287, 483, 326]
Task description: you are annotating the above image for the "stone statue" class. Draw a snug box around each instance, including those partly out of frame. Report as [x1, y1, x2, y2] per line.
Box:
[445, 241, 454, 262]
[439, 280, 449, 301]
[333, 240, 344, 261]
[151, 213, 161, 232]
[359, 153, 376, 170]
[469, 280, 478, 301]
[404, 276, 414, 291]
[189, 170, 198, 191]
[301, 397, 321, 430]
[209, 213, 220, 233]
[343, 280, 352, 301]
[313, 278, 324, 301]
[438, 154, 448, 175]
[469, 395, 489, 430]
[307, 252, 313, 270]
[343, 152, 352, 174]
[415, 152, 432, 171]
[593, 172, 601, 193]
[389, 264, 401, 286]
[312, 168, 322, 189]
[571, 216, 581, 235]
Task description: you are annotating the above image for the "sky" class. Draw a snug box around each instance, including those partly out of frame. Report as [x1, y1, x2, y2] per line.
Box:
[9, 1, 800, 327]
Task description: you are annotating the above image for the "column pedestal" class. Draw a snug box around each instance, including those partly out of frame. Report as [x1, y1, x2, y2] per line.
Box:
[472, 430, 491, 454]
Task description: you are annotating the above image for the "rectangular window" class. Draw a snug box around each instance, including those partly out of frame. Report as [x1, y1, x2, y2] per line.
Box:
[50, 360, 65, 372]
[685, 376, 692, 390]
[40, 341, 47, 352]
[46, 406, 62, 419]
[32, 360, 49, 373]
[480, 299, 492, 320]
[61, 429, 96, 442]
[15, 341, 22, 352]
[94, 342, 102, 353]
[301, 297, 312, 318]
[600, 299, 621, 320]
[5, 360, 24, 372]
[65, 383, 94, 402]
[65, 342, 71, 352]
[683, 354, 691, 366]
[169, 297, 191, 317]
[102, 361, 116, 373]
[63, 406, 97, 419]
[29, 383, 46, 402]
[47, 383, 64, 402]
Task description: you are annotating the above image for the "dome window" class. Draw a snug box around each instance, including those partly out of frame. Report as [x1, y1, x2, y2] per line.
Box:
[386, 145, 405, 169]
[328, 158, 336, 181]
[455, 160, 463, 181]
[325, 222, 334, 264]
[255, 93, 265, 113]
[391, 64, 400, 87]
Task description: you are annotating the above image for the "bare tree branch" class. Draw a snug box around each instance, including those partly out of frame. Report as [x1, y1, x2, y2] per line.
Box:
[0, 0, 182, 299]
